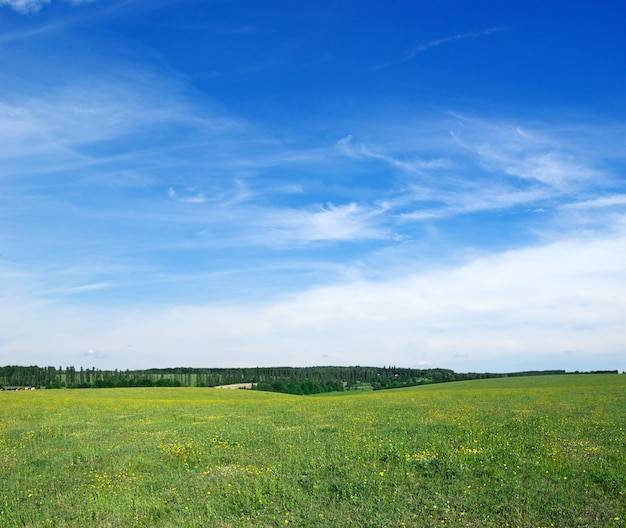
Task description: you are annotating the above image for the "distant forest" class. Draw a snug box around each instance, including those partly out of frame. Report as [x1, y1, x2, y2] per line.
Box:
[0, 365, 619, 395]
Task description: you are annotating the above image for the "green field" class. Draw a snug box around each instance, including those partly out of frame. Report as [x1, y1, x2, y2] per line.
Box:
[1, 375, 624, 527]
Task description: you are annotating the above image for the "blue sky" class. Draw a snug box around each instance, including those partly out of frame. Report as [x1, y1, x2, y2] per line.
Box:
[1, 0, 625, 372]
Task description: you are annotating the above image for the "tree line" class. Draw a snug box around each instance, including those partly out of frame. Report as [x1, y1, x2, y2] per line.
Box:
[0, 365, 619, 393]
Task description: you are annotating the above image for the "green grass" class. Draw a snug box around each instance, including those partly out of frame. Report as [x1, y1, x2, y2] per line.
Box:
[1, 375, 625, 527]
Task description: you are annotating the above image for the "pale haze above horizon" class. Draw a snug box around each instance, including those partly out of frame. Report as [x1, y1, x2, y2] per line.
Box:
[1, 0, 625, 372]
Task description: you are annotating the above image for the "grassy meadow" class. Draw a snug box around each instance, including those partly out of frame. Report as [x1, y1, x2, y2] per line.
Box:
[1, 375, 624, 527]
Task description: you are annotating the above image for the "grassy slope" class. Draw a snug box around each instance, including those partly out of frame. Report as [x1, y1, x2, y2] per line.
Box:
[0, 375, 624, 527]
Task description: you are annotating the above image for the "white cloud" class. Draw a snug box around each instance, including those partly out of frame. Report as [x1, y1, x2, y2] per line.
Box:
[85, 349, 106, 359]
[168, 187, 207, 204]
[404, 27, 507, 60]
[181, 194, 206, 204]
[336, 116, 614, 228]
[223, 179, 253, 205]
[336, 135, 358, 158]
[262, 202, 390, 245]
[336, 134, 449, 175]
[304, 203, 383, 241]
[0, 75, 243, 161]
[451, 120, 602, 190]
[2, 0, 623, 377]
[490, 149, 597, 187]
[3, 224, 625, 371]
[46, 281, 115, 295]
[159, 229, 626, 370]
[0, 0, 95, 13]
[0, 0, 50, 13]
[562, 194, 626, 210]
[274, 184, 304, 194]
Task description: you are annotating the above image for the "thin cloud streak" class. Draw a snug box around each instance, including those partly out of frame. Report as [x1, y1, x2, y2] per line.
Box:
[0, 0, 50, 13]
[262, 202, 390, 245]
[562, 194, 626, 210]
[403, 27, 508, 61]
[44, 281, 115, 295]
[0, 0, 96, 14]
[336, 115, 618, 230]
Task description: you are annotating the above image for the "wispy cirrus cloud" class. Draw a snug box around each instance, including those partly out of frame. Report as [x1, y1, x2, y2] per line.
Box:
[0, 64, 397, 291]
[335, 113, 623, 234]
[168, 187, 206, 204]
[51, 281, 115, 294]
[336, 134, 452, 175]
[405, 26, 508, 59]
[193, 201, 392, 248]
[0, 0, 95, 13]
[0, 73, 249, 183]
[386, 26, 509, 63]
[561, 194, 626, 210]
[264, 202, 390, 245]
[3, 49, 623, 322]
[377, 26, 508, 69]
[469, 142, 600, 188]
[0, 0, 50, 13]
